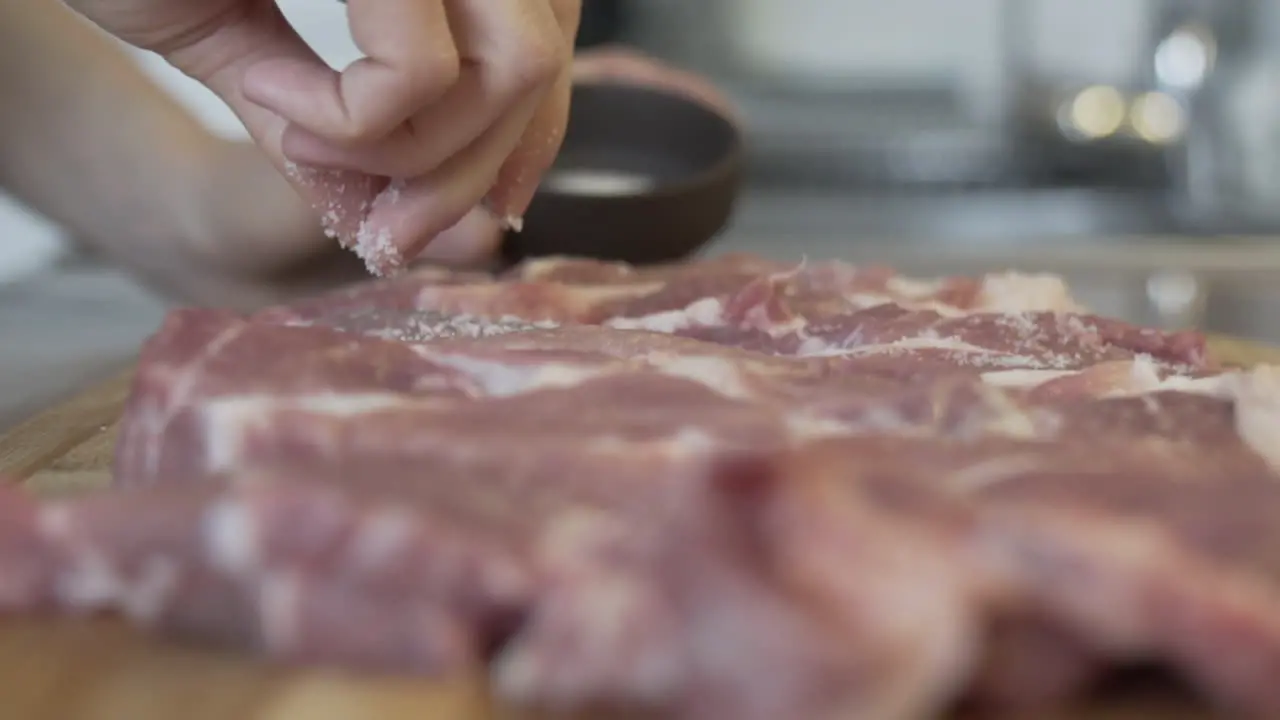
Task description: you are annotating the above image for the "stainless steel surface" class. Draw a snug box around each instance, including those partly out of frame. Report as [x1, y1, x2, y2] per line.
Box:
[1148, 0, 1253, 223]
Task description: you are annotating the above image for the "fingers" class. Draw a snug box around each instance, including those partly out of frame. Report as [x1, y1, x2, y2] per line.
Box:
[484, 65, 572, 221]
[274, 0, 572, 275]
[277, 64, 488, 178]
[484, 0, 581, 219]
[240, 0, 460, 145]
[414, 208, 504, 267]
[157, 5, 387, 259]
[329, 0, 570, 274]
[352, 81, 546, 275]
[278, 0, 567, 180]
[168, 0, 578, 276]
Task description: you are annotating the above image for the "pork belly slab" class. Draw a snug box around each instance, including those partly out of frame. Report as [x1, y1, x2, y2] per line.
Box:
[2, 254, 1276, 720]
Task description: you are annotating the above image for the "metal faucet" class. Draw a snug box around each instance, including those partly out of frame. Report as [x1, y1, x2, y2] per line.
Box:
[1147, 0, 1259, 223]
[1133, 1, 1268, 330]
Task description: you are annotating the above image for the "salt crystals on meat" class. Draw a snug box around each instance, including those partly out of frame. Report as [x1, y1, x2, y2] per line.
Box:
[0, 253, 1278, 720]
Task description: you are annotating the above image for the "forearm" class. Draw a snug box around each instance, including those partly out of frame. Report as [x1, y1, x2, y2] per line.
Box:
[0, 2, 215, 265]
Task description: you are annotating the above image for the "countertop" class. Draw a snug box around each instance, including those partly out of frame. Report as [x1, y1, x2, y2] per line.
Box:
[0, 266, 167, 431]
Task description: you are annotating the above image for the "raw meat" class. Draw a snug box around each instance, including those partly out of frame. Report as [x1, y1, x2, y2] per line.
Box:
[2, 254, 1278, 720]
[780, 427, 1280, 714]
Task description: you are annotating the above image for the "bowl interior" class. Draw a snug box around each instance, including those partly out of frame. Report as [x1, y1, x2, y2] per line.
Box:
[500, 83, 744, 267]
[541, 83, 741, 197]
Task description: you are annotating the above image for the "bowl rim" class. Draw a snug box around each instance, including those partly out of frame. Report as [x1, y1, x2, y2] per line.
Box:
[544, 80, 746, 203]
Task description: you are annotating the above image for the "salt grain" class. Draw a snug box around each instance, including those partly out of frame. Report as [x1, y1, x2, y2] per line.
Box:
[283, 161, 343, 190]
[367, 312, 558, 343]
[284, 161, 369, 248]
[353, 223, 402, 278]
[282, 160, 304, 183]
[321, 210, 342, 240]
[350, 179, 412, 277]
[375, 178, 406, 208]
[293, 307, 557, 344]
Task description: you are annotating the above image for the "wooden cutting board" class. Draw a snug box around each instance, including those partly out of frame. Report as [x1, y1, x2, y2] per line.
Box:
[3, 335, 1276, 720]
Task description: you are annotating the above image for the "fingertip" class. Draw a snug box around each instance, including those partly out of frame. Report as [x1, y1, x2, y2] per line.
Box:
[485, 73, 572, 219]
[417, 209, 504, 266]
[279, 160, 384, 248]
[351, 217, 406, 277]
[352, 180, 472, 276]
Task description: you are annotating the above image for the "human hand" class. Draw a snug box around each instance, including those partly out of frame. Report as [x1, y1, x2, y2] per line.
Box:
[65, 0, 582, 276]
[175, 43, 741, 290]
[144, 139, 513, 312]
[135, 44, 738, 310]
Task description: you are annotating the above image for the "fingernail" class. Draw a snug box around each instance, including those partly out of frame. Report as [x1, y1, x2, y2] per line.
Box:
[478, 197, 524, 232]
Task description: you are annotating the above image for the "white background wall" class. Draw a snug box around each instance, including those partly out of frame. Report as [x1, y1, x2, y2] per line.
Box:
[728, 0, 1149, 117]
[0, 0, 1154, 284]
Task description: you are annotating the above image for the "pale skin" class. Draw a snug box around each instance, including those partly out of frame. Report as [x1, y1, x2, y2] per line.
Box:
[0, 1, 733, 310]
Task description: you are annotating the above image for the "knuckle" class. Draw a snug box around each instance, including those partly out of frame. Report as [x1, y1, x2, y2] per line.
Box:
[336, 104, 391, 144]
[507, 37, 563, 90]
[333, 50, 462, 144]
[413, 47, 463, 94]
[394, 53, 460, 115]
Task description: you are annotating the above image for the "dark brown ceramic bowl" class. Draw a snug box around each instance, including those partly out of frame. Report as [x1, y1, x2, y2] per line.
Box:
[500, 82, 744, 267]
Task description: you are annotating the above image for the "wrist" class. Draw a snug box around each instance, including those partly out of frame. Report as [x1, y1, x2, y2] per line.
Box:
[107, 132, 226, 266]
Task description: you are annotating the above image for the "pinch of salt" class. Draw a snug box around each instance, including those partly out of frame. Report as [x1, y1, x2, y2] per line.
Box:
[348, 179, 413, 277]
[376, 178, 406, 209]
[284, 161, 364, 246]
[353, 223, 403, 278]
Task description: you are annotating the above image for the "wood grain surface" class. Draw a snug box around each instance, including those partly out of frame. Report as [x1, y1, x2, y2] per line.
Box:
[1, 334, 1272, 720]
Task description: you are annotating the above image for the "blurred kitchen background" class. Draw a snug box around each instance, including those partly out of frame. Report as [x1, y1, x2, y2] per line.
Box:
[615, 0, 1280, 339]
[8, 0, 1280, 423]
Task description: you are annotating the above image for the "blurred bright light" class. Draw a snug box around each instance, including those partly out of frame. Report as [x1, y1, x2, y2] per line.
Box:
[1060, 85, 1126, 141]
[1130, 92, 1187, 144]
[1154, 24, 1215, 90]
